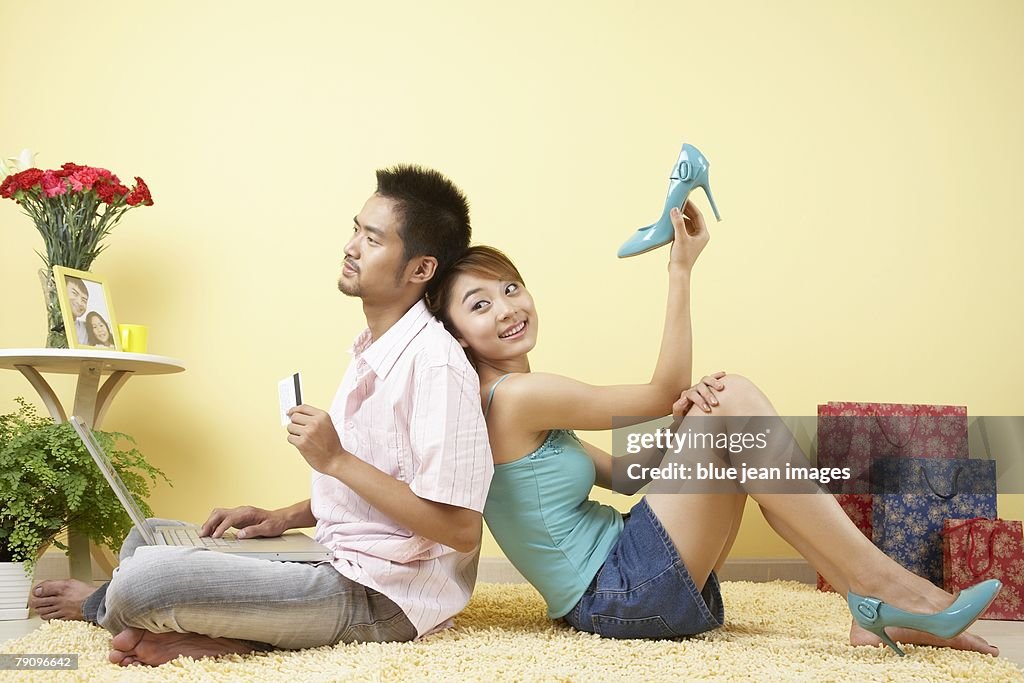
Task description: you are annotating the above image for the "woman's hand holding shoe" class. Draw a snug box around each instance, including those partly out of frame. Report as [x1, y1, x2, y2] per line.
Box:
[667, 199, 710, 274]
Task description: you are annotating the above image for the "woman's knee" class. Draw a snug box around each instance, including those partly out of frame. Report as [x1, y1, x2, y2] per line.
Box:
[717, 374, 768, 409]
[719, 373, 755, 392]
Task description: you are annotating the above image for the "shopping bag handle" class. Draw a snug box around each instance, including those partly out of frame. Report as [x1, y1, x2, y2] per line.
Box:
[876, 413, 920, 450]
[968, 521, 996, 576]
[921, 466, 961, 500]
[945, 518, 996, 576]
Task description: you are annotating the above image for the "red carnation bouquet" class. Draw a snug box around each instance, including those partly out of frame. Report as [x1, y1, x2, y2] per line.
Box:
[1, 162, 154, 271]
[1, 159, 154, 346]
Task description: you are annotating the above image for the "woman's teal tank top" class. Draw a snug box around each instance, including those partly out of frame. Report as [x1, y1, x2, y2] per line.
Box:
[482, 375, 624, 618]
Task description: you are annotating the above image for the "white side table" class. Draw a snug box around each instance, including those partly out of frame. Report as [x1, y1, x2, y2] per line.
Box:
[0, 349, 185, 582]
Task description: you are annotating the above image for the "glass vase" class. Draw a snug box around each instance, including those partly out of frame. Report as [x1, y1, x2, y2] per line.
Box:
[38, 268, 69, 349]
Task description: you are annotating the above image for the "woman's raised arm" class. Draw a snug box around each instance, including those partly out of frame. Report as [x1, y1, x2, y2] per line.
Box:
[501, 201, 710, 433]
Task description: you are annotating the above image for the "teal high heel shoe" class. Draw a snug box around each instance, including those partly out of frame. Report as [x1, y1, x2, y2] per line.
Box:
[847, 579, 1002, 656]
[617, 142, 722, 258]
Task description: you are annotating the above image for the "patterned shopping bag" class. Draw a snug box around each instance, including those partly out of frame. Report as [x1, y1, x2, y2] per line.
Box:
[944, 518, 1024, 620]
[814, 402, 969, 590]
[817, 493, 873, 592]
[817, 402, 968, 493]
[873, 458, 997, 586]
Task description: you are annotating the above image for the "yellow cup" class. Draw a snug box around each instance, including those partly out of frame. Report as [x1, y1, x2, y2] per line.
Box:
[119, 324, 149, 353]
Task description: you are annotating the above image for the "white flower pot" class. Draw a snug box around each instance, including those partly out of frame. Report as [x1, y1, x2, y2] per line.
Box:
[0, 562, 32, 620]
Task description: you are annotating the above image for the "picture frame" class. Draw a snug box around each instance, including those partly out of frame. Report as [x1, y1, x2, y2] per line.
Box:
[52, 266, 122, 351]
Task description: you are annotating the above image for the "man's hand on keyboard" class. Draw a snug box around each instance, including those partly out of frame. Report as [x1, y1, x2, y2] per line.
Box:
[200, 505, 287, 539]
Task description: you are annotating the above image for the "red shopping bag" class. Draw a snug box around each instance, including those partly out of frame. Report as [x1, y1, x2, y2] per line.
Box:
[817, 402, 968, 493]
[944, 518, 1024, 620]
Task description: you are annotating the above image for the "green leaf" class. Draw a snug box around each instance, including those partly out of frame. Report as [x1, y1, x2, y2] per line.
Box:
[0, 400, 170, 572]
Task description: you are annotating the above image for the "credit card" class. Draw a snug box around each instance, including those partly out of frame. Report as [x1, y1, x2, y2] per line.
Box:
[278, 372, 303, 425]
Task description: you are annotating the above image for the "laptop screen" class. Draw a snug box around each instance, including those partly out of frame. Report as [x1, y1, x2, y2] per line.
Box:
[68, 416, 157, 545]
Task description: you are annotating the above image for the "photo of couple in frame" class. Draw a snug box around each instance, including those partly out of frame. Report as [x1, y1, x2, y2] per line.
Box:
[52, 266, 122, 351]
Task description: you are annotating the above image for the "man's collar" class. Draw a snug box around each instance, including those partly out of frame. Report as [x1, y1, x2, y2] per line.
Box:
[351, 299, 432, 379]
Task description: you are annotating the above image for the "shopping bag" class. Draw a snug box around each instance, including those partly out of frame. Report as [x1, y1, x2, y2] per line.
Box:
[815, 402, 970, 589]
[817, 402, 968, 493]
[944, 518, 1024, 620]
[873, 458, 996, 586]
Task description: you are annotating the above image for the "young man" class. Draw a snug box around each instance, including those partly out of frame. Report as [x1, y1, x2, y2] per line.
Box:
[30, 165, 494, 666]
[65, 276, 90, 345]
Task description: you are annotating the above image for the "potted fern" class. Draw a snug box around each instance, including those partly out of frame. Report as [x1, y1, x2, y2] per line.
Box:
[0, 398, 168, 619]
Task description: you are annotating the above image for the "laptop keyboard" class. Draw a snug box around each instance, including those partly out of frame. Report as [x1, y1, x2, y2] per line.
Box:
[163, 527, 240, 548]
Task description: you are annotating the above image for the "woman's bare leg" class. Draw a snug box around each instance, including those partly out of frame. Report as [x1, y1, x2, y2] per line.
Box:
[649, 373, 997, 654]
[758, 505, 997, 654]
[714, 494, 747, 573]
[646, 492, 745, 592]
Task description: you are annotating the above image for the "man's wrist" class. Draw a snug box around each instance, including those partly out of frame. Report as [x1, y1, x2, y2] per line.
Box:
[275, 506, 300, 530]
[323, 448, 354, 483]
[276, 499, 313, 530]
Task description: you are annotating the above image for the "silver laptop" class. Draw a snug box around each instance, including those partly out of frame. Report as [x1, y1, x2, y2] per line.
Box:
[69, 416, 332, 562]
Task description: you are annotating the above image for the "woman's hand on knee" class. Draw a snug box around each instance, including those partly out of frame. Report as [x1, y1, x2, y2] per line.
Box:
[672, 371, 726, 416]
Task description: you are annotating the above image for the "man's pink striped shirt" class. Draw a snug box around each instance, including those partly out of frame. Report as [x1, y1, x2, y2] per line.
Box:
[311, 300, 493, 637]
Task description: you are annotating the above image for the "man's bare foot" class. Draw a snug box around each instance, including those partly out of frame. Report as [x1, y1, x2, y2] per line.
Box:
[850, 621, 999, 656]
[108, 627, 255, 666]
[28, 579, 95, 621]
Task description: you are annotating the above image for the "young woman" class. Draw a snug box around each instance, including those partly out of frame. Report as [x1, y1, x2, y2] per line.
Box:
[426, 201, 1001, 656]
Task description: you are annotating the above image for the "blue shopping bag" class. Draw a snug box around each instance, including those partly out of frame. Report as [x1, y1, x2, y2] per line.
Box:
[872, 457, 996, 586]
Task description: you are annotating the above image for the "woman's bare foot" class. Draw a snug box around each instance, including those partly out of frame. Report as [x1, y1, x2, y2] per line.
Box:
[28, 579, 95, 621]
[853, 571, 961, 617]
[846, 569, 1005, 654]
[846, 572, 1001, 655]
[850, 621, 999, 656]
[108, 627, 255, 666]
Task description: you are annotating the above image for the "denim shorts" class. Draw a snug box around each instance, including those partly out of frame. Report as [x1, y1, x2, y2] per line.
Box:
[562, 498, 724, 639]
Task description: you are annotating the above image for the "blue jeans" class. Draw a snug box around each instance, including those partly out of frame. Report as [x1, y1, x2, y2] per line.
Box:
[563, 499, 724, 639]
[83, 519, 416, 649]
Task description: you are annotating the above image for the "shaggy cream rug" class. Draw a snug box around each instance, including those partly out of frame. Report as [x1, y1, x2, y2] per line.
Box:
[2, 581, 1021, 682]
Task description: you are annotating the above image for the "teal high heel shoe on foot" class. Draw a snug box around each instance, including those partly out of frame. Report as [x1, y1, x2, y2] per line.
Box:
[617, 142, 722, 258]
[847, 579, 1002, 656]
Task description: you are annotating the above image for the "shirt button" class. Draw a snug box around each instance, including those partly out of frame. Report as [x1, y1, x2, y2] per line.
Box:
[346, 421, 355, 430]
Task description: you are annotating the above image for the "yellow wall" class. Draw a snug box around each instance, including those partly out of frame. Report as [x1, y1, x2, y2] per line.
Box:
[1, 1, 1022, 560]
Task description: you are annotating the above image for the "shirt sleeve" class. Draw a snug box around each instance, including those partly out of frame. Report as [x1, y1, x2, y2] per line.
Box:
[408, 361, 493, 512]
